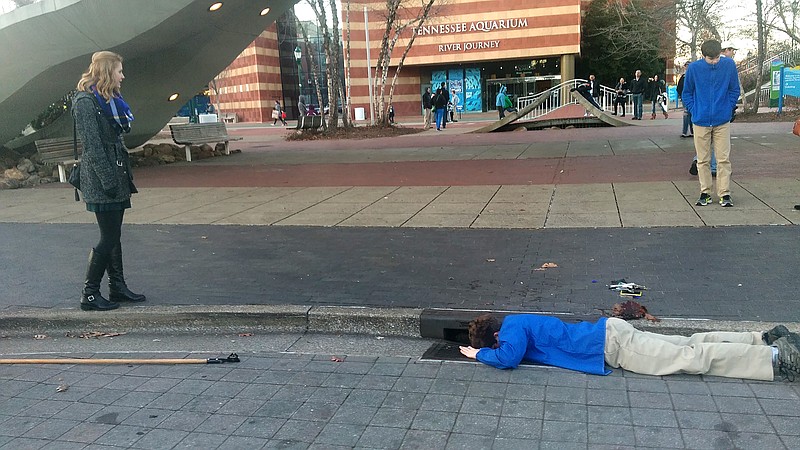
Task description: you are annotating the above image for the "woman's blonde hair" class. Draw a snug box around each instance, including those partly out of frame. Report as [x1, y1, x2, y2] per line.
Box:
[76, 51, 123, 101]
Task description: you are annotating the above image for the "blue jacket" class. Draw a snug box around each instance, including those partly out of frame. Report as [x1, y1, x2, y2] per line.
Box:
[476, 315, 609, 375]
[496, 85, 507, 107]
[682, 57, 740, 127]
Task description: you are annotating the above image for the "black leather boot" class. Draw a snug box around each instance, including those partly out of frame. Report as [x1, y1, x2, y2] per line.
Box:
[108, 244, 146, 303]
[81, 248, 119, 311]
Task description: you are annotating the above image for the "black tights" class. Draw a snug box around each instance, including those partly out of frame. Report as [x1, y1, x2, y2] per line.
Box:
[94, 210, 124, 257]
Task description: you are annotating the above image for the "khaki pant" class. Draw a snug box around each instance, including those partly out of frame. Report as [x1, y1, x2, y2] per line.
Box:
[604, 318, 773, 380]
[423, 108, 431, 129]
[693, 123, 732, 197]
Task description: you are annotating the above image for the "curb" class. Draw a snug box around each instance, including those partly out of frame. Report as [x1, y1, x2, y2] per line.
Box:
[1, 305, 797, 340]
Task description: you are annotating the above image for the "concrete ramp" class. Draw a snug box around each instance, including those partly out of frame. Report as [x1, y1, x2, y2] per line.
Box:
[472, 90, 553, 133]
[570, 92, 633, 127]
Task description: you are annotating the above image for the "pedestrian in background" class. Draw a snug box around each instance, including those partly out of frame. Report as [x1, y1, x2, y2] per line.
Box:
[434, 84, 448, 131]
[627, 70, 646, 120]
[647, 74, 668, 119]
[588, 74, 601, 110]
[612, 77, 627, 116]
[683, 39, 740, 207]
[72, 51, 146, 311]
[422, 87, 432, 129]
[272, 99, 287, 126]
[449, 89, 459, 123]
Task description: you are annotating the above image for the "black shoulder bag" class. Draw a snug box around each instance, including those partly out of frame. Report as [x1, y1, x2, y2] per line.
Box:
[67, 115, 81, 201]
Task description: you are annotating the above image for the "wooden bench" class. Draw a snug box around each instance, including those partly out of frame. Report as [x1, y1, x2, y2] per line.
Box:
[295, 115, 324, 130]
[169, 122, 242, 162]
[35, 137, 82, 183]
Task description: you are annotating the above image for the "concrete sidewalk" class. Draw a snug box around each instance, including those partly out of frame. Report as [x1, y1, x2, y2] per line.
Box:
[2, 332, 799, 450]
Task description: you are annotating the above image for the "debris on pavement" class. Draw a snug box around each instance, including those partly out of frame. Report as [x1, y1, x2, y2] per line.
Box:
[65, 331, 126, 339]
[610, 300, 660, 322]
[56, 384, 69, 393]
[533, 262, 558, 271]
[33, 334, 47, 340]
[607, 279, 647, 296]
[330, 356, 343, 362]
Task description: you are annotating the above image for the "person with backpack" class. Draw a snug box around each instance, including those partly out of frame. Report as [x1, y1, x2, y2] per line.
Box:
[495, 85, 516, 119]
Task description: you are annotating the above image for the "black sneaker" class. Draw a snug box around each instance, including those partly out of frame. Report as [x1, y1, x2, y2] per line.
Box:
[720, 195, 733, 207]
[774, 336, 800, 382]
[794, 204, 800, 210]
[689, 161, 698, 175]
[764, 325, 791, 345]
[696, 193, 712, 206]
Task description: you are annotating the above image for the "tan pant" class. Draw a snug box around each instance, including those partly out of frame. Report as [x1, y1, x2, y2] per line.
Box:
[693, 123, 732, 197]
[604, 318, 773, 380]
[423, 108, 432, 129]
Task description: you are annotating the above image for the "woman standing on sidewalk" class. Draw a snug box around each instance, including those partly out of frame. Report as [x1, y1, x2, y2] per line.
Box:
[73, 51, 145, 311]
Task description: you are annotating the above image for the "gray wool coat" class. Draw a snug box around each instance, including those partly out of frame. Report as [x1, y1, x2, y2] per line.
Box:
[71, 91, 136, 204]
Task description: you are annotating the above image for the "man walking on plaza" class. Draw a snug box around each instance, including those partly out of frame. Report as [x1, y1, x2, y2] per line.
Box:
[627, 70, 647, 120]
[682, 39, 740, 207]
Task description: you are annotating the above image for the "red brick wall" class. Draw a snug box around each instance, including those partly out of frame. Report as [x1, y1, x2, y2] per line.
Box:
[209, 26, 284, 122]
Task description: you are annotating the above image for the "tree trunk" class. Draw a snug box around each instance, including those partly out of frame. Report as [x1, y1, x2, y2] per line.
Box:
[342, 0, 353, 127]
[387, 0, 436, 114]
[296, 18, 326, 129]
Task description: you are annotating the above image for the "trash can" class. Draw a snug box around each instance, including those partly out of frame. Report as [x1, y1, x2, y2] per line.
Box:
[198, 113, 218, 123]
[354, 107, 365, 121]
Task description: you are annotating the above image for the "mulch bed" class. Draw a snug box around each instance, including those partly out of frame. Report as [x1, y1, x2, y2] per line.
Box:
[735, 107, 800, 123]
[286, 124, 423, 141]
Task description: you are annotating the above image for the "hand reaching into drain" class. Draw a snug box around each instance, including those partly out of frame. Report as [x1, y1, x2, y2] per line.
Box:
[459, 346, 479, 359]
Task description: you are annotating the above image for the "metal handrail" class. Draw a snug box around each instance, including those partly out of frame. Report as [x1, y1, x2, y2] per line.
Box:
[738, 47, 799, 77]
[516, 79, 633, 120]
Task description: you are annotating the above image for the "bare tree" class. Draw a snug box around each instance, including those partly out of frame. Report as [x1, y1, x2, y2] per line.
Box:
[370, 0, 443, 125]
[295, 18, 326, 128]
[675, 0, 725, 60]
[342, 0, 353, 127]
[767, 0, 800, 44]
[585, 0, 667, 62]
[386, 0, 437, 120]
[304, 0, 345, 129]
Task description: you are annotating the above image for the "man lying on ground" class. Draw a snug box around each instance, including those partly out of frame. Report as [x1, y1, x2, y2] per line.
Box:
[459, 314, 799, 382]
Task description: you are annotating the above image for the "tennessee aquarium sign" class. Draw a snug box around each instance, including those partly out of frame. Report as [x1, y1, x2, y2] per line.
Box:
[419, 18, 529, 53]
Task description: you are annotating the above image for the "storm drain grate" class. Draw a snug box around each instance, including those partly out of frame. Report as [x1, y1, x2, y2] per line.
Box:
[420, 341, 536, 366]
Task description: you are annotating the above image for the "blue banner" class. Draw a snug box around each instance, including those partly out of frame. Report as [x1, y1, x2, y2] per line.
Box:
[464, 68, 481, 112]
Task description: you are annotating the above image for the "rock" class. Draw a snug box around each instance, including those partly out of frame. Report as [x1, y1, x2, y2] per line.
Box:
[158, 154, 176, 164]
[4, 167, 26, 181]
[513, 126, 528, 132]
[17, 158, 36, 174]
[0, 177, 21, 189]
[21, 175, 42, 187]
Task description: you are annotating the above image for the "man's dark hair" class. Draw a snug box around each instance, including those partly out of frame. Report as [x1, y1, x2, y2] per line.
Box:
[468, 314, 501, 348]
[701, 40, 722, 58]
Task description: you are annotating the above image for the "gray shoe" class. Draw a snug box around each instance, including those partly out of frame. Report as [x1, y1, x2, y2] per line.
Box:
[774, 336, 800, 382]
[763, 325, 791, 345]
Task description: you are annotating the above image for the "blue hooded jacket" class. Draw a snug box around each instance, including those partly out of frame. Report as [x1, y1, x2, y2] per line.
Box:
[682, 57, 740, 127]
[496, 85, 507, 107]
[476, 315, 609, 375]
